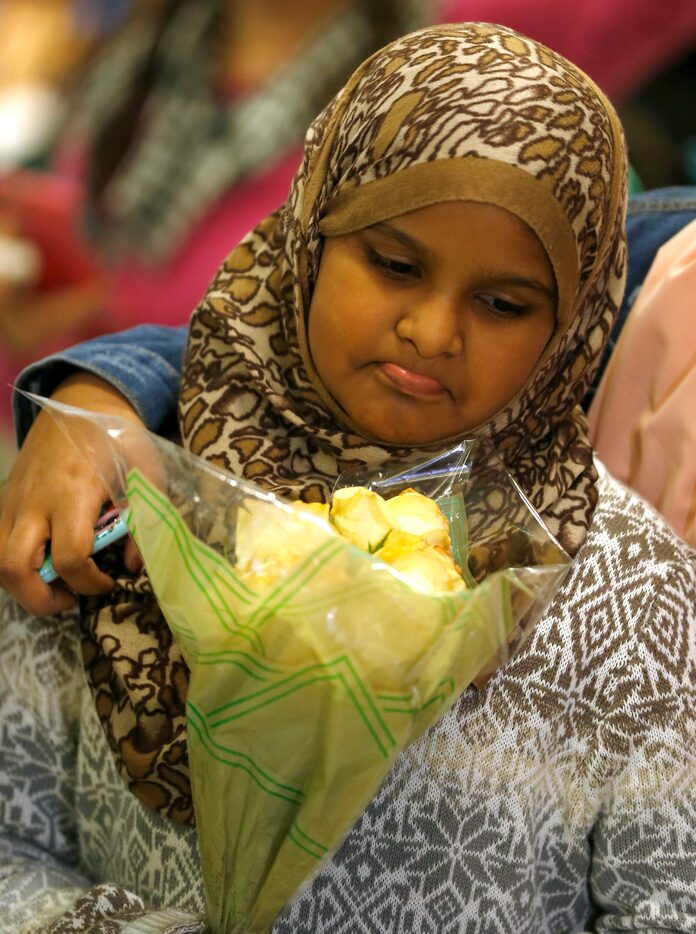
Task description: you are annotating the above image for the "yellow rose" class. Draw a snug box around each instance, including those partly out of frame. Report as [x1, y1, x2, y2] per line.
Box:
[329, 486, 394, 552]
[236, 498, 335, 588]
[375, 529, 466, 594]
[385, 488, 451, 552]
[236, 486, 461, 593]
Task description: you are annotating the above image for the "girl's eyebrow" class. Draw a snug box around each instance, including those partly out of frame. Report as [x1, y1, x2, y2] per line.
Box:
[369, 222, 426, 254]
[369, 223, 555, 298]
[487, 274, 556, 298]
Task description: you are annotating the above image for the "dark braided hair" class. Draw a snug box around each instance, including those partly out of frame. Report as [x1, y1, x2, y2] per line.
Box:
[86, 0, 187, 203]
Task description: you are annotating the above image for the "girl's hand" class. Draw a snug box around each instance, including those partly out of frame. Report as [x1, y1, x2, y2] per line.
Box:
[0, 373, 144, 615]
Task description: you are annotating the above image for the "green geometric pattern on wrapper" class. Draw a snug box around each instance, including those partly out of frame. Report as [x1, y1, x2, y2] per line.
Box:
[125, 468, 523, 933]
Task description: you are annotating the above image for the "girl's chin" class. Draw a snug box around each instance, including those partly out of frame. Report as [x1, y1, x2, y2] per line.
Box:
[339, 393, 476, 446]
[348, 413, 458, 447]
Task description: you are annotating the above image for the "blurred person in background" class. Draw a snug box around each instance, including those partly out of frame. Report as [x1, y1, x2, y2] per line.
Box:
[0, 0, 129, 463]
[0, 0, 132, 465]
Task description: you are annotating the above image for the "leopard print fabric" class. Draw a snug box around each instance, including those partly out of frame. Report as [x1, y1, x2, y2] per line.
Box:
[181, 22, 627, 557]
[84, 24, 628, 824]
[80, 550, 194, 824]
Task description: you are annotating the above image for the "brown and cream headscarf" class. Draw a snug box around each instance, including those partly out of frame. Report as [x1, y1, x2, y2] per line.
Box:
[181, 21, 627, 559]
[85, 24, 627, 824]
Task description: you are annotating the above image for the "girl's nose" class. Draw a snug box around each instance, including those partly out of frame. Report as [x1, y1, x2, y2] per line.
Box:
[395, 293, 464, 358]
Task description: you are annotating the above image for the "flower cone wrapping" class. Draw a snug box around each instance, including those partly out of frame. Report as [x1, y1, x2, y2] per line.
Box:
[123, 454, 566, 932]
[26, 396, 568, 934]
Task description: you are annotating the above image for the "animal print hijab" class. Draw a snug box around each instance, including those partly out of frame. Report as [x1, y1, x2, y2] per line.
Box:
[84, 24, 627, 826]
[181, 22, 627, 559]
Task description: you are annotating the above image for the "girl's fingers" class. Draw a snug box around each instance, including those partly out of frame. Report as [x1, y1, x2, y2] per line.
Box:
[0, 512, 75, 616]
[47, 502, 115, 597]
[0, 475, 137, 617]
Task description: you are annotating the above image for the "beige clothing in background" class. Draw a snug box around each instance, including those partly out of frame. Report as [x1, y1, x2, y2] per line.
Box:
[589, 217, 696, 547]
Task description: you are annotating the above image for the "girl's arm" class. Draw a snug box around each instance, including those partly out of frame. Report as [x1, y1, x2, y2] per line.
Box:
[13, 323, 187, 444]
[0, 325, 187, 616]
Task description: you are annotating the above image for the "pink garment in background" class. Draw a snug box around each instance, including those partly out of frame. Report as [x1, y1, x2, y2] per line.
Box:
[588, 218, 696, 548]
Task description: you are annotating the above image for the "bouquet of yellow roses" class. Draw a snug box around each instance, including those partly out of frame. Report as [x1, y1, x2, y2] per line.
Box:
[33, 397, 569, 933]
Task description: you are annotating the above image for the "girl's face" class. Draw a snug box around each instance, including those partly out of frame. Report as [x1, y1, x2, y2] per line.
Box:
[308, 201, 557, 444]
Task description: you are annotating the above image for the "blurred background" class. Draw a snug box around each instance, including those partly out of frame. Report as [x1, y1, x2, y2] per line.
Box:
[1, 0, 696, 474]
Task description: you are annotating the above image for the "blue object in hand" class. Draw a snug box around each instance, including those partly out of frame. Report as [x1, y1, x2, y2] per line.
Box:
[39, 509, 130, 584]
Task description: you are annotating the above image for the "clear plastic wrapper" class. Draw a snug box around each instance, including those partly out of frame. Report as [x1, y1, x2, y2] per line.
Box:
[31, 395, 570, 933]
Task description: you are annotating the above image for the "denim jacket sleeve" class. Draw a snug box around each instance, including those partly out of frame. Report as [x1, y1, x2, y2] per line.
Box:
[12, 324, 188, 446]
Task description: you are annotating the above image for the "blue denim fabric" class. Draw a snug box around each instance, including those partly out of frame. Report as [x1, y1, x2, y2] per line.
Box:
[13, 188, 696, 442]
[13, 324, 187, 445]
[624, 186, 696, 299]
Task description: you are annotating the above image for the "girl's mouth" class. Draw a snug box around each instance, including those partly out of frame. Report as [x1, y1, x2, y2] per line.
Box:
[379, 362, 447, 397]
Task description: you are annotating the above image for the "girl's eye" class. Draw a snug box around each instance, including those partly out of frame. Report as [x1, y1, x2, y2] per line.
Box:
[367, 248, 421, 280]
[478, 294, 528, 318]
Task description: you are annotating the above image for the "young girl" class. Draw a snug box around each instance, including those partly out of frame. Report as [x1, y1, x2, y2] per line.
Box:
[1, 22, 695, 933]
